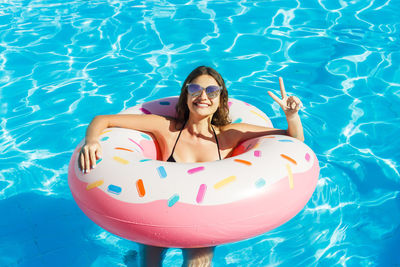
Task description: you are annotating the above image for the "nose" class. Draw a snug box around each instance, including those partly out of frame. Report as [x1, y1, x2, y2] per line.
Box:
[199, 88, 208, 99]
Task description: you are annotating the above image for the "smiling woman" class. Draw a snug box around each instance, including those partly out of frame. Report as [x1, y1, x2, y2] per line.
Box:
[73, 66, 310, 266]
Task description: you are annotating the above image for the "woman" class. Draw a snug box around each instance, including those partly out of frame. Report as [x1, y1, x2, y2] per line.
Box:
[78, 66, 304, 266]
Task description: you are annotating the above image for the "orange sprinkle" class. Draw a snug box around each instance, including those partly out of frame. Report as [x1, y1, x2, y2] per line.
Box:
[86, 180, 104, 190]
[115, 147, 134, 152]
[234, 159, 252, 166]
[100, 130, 112, 135]
[280, 154, 297, 165]
[136, 179, 145, 197]
[263, 136, 275, 139]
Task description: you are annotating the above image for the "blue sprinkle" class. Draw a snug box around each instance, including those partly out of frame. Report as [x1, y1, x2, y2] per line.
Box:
[159, 101, 170, 106]
[278, 139, 294, 143]
[255, 178, 266, 188]
[140, 159, 151, 162]
[108, 184, 122, 195]
[168, 194, 179, 207]
[100, 136, 109, 142]
[157, 166, 167, 178]
[233, 118, 242, 123]
[96, 158, 102, 164]
[140, 133, 151, 140]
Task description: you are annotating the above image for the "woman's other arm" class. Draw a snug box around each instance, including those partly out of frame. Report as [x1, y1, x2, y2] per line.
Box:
[79, 114, 169, 173]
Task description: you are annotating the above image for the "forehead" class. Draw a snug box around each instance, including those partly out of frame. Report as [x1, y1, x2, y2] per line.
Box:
[191, 74, 218, 85]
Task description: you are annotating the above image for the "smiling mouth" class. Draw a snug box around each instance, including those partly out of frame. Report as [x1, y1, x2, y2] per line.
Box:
[194, 103, 210, 107]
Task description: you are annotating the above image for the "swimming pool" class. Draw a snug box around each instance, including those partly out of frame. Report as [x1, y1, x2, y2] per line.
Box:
[1, 0, 399, 266]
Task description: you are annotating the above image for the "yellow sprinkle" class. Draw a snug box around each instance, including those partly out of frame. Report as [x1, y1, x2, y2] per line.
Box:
[250, 110, 269, 124]
[253, 143, 259, 149]
[86, 180, 104, 190]
[214, 176, 236, 189]
[113, 156, 129, 165]
[100, 130, 112, 135]
[286, 164, 294, 189]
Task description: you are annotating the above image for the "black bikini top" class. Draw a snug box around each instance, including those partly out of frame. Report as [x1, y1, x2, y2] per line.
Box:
[167, 121, 221, 162]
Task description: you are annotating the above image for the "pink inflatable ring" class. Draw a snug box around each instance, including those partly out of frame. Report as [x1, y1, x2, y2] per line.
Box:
[68, 96, 319, 248]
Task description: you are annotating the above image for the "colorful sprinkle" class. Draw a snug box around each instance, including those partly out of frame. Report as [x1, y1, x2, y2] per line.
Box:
[250, 110, 269, 123]
[168, 194, 179, 207]
[86, 180, 104, 190]
[115, 147, 134, 152]
[263, 136, 275, 139]
[113, 156, 129, 165]
[286, 164, 294, 189]
[254, 150, 261, 157]
[214, 176, 236, 189]
[159, 101, 170, 105]
[228, 101, 233, 108]
[196, 184, 207, 204]
[136, 179, 145, 197]
[140, 133, 151, 140]
[278, 139, 294, 143]
[128, 138, 144, 152]
[100, 136, 109, 142]
[187, 166, 205, 175]
[100, 130, 112, 135]
[234, 159, 252, 166]
[280, 154, 297, 165]
[233, 118, 242, 123]
[108, 184, 122, 195]
[255, 178, 266, 188]
[157, 166, 167, 178]
[96, 158, 102, 164]
[305, 153, 310, 162]
[139, 159, 151, 162]
[139, 107, 151, 114]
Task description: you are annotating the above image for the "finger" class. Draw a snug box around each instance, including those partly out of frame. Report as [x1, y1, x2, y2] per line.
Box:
[96, 146, 102, 160]
[90, 148, 97, 169]
[84, 147, 90, 173]
[292, 96, 303, 109]
[279, 77, 287, 99]
[79, 150, 84, 171]
[268, 91, 284, 106]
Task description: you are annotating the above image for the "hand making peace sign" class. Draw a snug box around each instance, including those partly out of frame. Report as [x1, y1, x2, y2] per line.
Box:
[268, 77, 303, 117]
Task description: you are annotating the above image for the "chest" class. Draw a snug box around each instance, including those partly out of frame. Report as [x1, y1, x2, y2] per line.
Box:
[170, 133, 225, 163]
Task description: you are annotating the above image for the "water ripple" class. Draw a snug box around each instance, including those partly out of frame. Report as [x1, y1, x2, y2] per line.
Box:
[1, 0, 399, 266]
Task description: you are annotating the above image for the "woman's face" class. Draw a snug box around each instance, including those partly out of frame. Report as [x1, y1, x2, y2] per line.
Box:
[186, 74, 221, 119]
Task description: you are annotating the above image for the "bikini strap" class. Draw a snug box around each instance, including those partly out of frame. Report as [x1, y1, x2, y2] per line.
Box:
[170, 121, 186, 156]
[211, 125, 222, 160]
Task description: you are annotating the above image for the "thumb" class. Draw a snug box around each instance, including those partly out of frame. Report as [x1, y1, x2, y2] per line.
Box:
[96, 149, 102, 159]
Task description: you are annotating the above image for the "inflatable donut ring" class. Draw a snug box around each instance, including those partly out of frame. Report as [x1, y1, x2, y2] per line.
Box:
[68, 96, 319, 248]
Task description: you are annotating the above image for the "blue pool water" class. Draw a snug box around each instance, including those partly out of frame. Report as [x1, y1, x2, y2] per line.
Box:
[1, 0, 399, 266]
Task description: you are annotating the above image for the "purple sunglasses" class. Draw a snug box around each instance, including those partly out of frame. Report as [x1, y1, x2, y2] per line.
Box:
[187, 83, 222, 99]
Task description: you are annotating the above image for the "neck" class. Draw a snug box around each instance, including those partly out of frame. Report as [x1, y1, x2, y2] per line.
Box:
[186, 115, 213, 136]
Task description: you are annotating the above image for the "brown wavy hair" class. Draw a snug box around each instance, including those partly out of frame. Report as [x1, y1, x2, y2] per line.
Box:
[176, 66, 231, 126]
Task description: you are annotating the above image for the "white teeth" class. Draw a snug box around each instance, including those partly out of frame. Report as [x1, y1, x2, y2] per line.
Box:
[196, 103, 209, 107]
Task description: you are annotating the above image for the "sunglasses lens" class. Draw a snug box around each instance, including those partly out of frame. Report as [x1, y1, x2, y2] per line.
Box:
[187, 84, 202, 97]
[206, 86, 221, 98]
